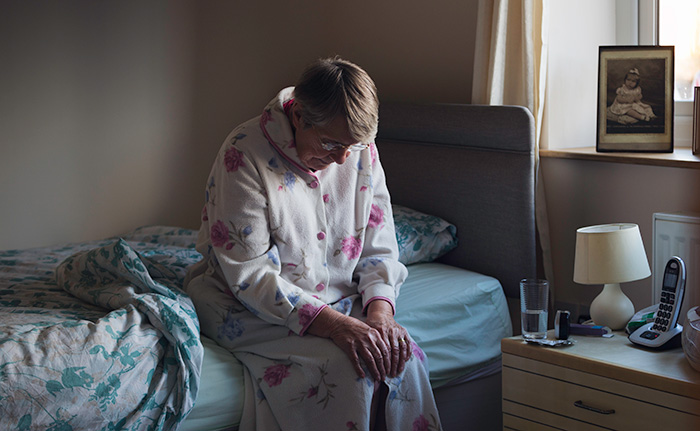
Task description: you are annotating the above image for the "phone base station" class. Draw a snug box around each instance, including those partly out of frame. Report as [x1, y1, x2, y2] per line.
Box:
[629, 322, 683, 350]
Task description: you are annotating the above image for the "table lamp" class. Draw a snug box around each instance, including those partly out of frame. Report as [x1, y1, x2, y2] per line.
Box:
[573, 223, 651, 330]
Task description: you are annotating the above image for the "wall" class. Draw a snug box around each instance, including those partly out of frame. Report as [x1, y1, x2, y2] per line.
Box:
[541, 1, 616, 150]
[0, 0, 477, 250]
[0, 1, 197, 249]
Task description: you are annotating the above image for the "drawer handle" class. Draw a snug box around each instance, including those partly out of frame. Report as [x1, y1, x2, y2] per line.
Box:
[574, 400, 615, 415]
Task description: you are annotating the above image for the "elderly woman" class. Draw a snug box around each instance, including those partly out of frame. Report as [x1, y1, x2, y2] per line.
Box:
[185, 57, 442, 431]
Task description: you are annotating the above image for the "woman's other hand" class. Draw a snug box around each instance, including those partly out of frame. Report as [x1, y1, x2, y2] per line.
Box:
[307, 308, 390, 381]
[365, 300, 412, 378]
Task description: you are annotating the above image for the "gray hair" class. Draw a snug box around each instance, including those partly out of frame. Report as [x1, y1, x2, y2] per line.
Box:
[294, 57, 379, 143]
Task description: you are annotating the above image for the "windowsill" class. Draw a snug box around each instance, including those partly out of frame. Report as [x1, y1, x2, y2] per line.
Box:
[540, 147, 700, 170]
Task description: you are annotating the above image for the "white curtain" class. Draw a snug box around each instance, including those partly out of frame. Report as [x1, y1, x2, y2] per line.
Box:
[472, 0, 554, 303]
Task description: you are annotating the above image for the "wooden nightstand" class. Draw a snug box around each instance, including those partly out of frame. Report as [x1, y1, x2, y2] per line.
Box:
[501, 331, 700, 430]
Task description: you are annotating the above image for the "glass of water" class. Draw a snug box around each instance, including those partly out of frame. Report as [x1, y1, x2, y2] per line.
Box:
[520, 278, 549, 339]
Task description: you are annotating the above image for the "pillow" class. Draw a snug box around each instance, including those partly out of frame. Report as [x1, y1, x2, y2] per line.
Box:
[392, 205, 458, 265]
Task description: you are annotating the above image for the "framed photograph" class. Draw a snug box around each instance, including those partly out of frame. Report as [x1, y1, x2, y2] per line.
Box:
[597, 46, 674, 152]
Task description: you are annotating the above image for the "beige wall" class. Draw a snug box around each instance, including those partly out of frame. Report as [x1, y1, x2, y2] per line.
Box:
[1, 1, 198, 249]
[0, 0, 477, 250]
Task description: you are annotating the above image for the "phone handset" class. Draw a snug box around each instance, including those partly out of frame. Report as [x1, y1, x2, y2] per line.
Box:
[629, 256, 686, 349]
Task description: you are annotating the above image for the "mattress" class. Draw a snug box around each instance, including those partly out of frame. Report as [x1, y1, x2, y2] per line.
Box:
[395, 262, 513, 387]
[179, 336, 244, 431]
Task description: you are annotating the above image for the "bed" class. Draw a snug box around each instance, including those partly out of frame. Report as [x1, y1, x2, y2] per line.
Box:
[0, 103, 536, 430]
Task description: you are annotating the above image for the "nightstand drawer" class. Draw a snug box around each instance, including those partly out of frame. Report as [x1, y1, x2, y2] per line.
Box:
[503, 400, 609, 431]
[502, 365, 700, 429]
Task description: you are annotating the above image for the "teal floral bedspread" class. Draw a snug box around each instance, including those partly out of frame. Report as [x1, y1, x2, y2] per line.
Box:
[0, 226, 204, 431]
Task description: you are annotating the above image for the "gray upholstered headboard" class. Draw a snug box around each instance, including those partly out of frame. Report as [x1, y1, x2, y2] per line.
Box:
[376, 103, 537, 300]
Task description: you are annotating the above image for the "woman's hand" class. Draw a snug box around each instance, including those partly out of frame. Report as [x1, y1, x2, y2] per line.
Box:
[364, 300, 412, 378]
[307, 308, 390, 381]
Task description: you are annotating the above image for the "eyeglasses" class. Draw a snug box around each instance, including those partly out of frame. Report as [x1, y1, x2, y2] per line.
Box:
[312, 126, 369, 152]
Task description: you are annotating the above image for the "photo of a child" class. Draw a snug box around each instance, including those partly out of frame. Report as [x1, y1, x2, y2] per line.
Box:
[603, 57, 666, 136]
[606, 68, 657, 124]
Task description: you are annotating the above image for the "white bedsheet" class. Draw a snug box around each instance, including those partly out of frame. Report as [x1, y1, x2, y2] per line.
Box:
[180, 337, 244, 431]
[395, 262, 512, 387]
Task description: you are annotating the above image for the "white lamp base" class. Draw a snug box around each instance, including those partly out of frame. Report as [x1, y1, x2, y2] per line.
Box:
[589, 283, 635, 330]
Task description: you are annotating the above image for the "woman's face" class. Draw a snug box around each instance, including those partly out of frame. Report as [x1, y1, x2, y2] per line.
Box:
[291, 102, 357, 171]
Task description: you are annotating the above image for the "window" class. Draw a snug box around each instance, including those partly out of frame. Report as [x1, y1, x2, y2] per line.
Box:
[658, 0, 700, 102]
[635, 0, 696, 145]
[638, 0, 700, 103]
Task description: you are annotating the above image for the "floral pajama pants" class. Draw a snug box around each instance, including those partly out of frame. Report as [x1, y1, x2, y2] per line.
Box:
[186, 274, 442, 431]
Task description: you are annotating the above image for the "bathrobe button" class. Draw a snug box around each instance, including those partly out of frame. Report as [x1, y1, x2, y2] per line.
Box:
[315, 283, 325, 291]
[309, 180, 319, 189]
[317, 232, 326, 240]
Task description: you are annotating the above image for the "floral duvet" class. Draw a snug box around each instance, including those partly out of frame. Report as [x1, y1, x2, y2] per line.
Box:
[0, 226, 204, 431]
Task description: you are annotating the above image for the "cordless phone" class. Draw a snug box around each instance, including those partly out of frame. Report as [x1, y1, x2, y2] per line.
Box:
[629, 256, 686, 349]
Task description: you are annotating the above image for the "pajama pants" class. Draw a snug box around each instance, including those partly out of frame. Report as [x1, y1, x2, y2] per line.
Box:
[186, 272, 442, 431]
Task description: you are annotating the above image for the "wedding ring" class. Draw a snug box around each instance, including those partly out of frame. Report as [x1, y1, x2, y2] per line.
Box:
[398, 338, 406, 344]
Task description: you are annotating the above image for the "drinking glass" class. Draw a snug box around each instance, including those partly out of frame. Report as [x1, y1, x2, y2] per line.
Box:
[520, 278, 549, 339]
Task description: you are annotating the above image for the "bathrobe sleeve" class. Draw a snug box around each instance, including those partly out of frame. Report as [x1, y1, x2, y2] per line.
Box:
[354, 144, 408, 314]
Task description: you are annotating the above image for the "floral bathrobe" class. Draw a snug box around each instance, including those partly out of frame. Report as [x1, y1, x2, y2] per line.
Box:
[185, 87, 442, 431]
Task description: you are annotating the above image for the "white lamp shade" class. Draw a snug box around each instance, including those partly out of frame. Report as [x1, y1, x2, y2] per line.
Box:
[574, 223, 651, 285]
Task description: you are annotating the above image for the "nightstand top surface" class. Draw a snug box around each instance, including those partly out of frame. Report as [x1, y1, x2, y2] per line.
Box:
[502, 331, 700, 399]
